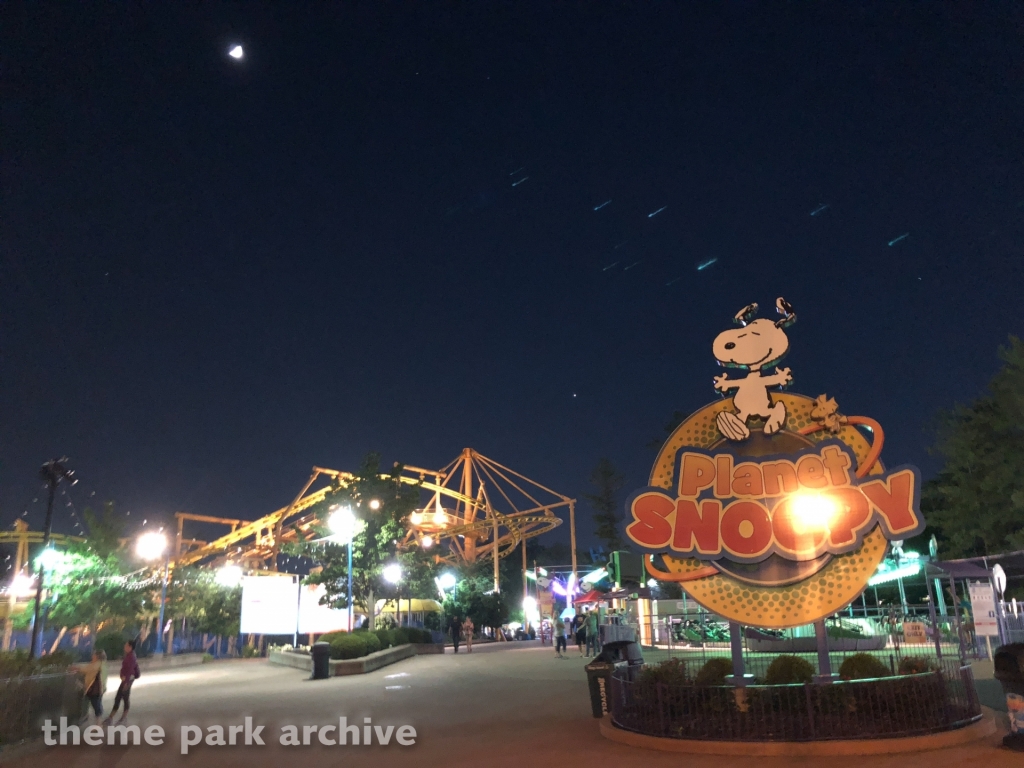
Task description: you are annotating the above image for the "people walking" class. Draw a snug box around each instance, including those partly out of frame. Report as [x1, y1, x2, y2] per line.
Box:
[554, 616, 567, 658]
[462, 616, 475, 653]
[74, 650, 107, 722]
[573, 614, 586, 657]
[585, 610, 599, 657]
[449, 615, 462, 654]
[103, 639, 140, 725]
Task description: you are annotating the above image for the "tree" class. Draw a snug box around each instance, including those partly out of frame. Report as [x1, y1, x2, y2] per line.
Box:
[296, 453, 424, 629]
[584, 458, 626, 552]
[923, 337, 1024, 557]
[162, 567, 241, 639]
[80, 502, 125, 560]
[441, 568, 510, 635]
[14, 546, 144, 646]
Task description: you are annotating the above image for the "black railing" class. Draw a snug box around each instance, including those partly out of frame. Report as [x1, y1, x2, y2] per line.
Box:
[0, 673, 85, 747]
[609, 665, 982, 742]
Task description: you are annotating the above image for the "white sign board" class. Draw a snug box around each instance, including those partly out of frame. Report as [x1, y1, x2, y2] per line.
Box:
[903, 621, 927, 644]
[240, 575, 299, 635]
[968, 580, 999, 637]
[297, 583, 348, 634]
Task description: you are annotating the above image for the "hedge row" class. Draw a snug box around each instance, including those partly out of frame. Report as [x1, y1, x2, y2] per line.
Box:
[317, 627, 434, 660]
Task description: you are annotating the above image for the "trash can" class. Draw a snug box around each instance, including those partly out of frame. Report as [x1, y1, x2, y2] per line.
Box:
[584, 640, 645, 718]
[585, 658, 617, 718]
[311, 642, 332, 680]
[994, 643, 1024, 751]
[599, 639, 645, 678]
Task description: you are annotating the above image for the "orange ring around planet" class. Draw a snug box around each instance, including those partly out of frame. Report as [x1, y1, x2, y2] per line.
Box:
[649, 392, 888, 629]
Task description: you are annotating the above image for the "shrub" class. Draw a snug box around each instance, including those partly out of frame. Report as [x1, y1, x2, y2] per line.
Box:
[0, 650, 74, 678]
[202, 653, 214, 663]
[317, 631, 346, 645]
[240, 644, 259, 658]
[636, 657, 692, 688]
[94, 630, 130, 660]
[410, 628, 434, 643]
[374, 629, 395, 649]
[362, 633, 382, 654]
[764, 655, 815, 685]
[329, 634, 368, 660]
[839, 653, 890, 680]
[694, 657, 733, 686]
[897, 656, 934, 676]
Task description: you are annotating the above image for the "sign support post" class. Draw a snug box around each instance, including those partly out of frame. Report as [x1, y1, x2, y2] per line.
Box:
[814, 620, 834, 682]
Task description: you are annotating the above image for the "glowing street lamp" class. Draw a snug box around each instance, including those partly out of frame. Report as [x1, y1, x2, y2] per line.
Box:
[228, 45, 244, 60]
[328, 505, 363, 631]
[382, 564, 402, 584]
[368, 499, 381, 511]
[216, 564, 243, 588]
[9, 572, 36, 599]
[438, 573, 457, 590]
[137, 532, 171, 654]
[383, 563, 404, 626]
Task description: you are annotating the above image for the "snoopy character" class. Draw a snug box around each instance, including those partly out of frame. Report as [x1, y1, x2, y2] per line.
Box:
[712, 298, 796, 441]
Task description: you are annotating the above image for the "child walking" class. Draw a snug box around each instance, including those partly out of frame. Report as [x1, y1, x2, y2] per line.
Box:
[103, 639, 141, 725]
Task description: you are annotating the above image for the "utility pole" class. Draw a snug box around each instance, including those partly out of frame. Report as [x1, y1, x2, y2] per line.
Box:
[29, 458, 75, 659]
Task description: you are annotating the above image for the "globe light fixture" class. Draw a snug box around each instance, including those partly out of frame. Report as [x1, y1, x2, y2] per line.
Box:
[216, 564, 243, 588]
[382, 564, 402, 584]
[136, 531, 168, 561]
[9, 572, 36, 598]
[410, 511, 423, 525]
[229, 45, 244, 60]
[438, 572, 457, 590]
[328, 505, 362, 544]
[36, 547, 61, 572]
[369, 499, 381, 511]
[421, 535, 433, 548]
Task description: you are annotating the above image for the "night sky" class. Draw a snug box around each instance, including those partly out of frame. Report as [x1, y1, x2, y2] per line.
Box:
[4, 4, 1024, 549]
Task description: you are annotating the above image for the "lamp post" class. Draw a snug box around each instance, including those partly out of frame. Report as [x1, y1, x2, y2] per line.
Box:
[137, 532, 170, 654]
[328, 506, 362, 632]
[29, 458, 75, 659]
[383, 564, 402, 626]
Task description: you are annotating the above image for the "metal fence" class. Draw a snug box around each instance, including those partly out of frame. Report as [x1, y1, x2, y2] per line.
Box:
[0, 673, 86, 747]
[609, 664, 982, 742]
[631, 615, 971, 677]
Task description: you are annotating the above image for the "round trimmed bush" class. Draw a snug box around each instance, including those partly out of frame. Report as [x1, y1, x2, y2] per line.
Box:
[637, 657, 692, 687]
[391, 627, 409, 645]
[897, 656, 934, 676]
[839, 653, 890, 680]
[374, 629, 395, 649]
[366, 630, 385, 655]
[694, 657, 733, 686]
[329, 634, 368, 660]
[764, 655, 815, 685]
[413, 628, 434, 643]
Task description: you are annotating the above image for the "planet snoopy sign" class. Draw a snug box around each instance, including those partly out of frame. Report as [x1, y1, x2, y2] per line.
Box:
[627, 299, 925, 628]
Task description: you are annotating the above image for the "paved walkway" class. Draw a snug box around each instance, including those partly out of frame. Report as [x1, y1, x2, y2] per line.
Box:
[7, 642, 1017, 768]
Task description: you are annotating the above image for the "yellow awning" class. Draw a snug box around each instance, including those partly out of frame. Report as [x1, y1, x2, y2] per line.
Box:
[376, 598, 442, 614]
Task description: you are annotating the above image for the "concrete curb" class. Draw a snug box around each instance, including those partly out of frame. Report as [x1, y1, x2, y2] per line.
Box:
[137, 652, 207, 672]
[598, 709, 998, 756]
[269, 643, 444, 676]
